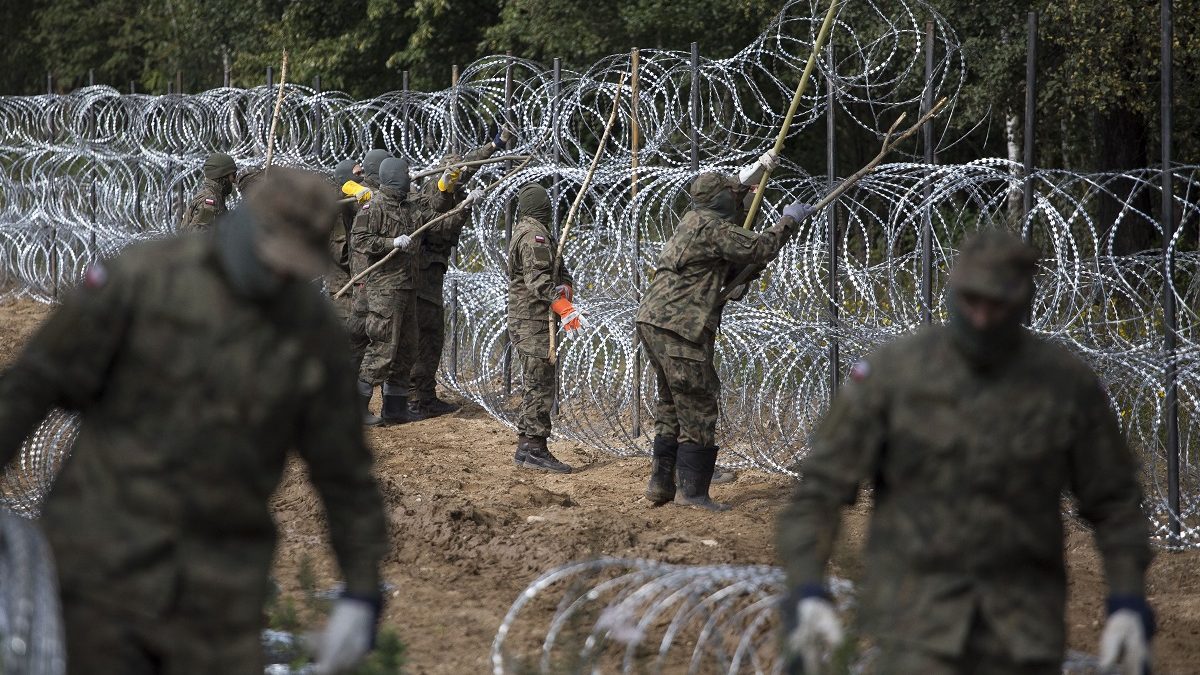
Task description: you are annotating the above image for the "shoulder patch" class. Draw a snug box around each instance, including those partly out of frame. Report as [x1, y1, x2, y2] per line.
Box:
[534, 235, 546, 244]
[203, 198, 215, 205]
[84, 261, 108, 289]
[361, 202, 371, 211]
[849, 359, 871, 382]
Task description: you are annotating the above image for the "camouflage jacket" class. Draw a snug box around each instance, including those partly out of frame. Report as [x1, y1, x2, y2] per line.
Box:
[635, 206, 793, 343]
[776, 326, 1152, 661]
[507, 215, 574, 321]
[326, 191, 356, 294]
[0, 235, 387, 621]
[350, 188, 441, 290]
[179, 178, 227, 232]
[416, 143, 495, 270]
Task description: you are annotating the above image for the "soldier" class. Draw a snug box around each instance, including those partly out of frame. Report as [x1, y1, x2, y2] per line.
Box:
[635, 154, 812, 511]
[179, 151, 237, 232]
[776, 231, 1154, 675]
[408, 126, 514, 419]
[507, 182, 582, 473]
[352, 157, 460, 426]
[346, 149, 392, 426]
[0, 168, 389, 674]
[327, 159, 359, 325]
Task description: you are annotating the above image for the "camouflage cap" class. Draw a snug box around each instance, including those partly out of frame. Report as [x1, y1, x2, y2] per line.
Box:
[244, 167, 335, 278]
[688, 172, 738, 204]
[203, 152, 237, 179]
[949, 229, 1038, 302]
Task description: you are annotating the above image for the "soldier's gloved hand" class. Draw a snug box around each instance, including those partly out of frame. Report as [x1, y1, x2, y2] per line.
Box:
[787, 597, 844, 675]
[551, 297, 585, 332]
[554, 283, 573, 302]
[1099, 597, 1154, 675]
[782, 201, 815, 223]
[313, 597, 379, 674]
[463, 187, 485, 208]
[438, 166, 463, 192]
[341, 180, 373, 204]
[494, 123, 515, 151]
[737, 149, 780, 185]
[392, 234, 415, 251]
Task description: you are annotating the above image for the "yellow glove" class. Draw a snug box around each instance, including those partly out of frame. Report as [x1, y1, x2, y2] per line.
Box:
[437, 167, 462, 192]
[341, 180, 372, 204]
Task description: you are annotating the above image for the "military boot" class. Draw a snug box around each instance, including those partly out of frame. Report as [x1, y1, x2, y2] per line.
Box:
[645, 435, 678, 505]
[514, 435, 572, 474]
[380, 383, 410, 426]
[674, 443, 730, 511]
[357, 380, 383, 427]
[408, 396, 459, 421]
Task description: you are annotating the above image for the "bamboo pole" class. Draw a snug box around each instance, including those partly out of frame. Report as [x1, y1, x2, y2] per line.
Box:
[265, 50, 289, 171]
[548, 70, 629, 363]
[741, 0, 840, 230]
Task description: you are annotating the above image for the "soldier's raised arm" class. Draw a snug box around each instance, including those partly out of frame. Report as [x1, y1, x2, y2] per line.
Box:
[711, 200, 814, 268]
[0, 257, 137, 465]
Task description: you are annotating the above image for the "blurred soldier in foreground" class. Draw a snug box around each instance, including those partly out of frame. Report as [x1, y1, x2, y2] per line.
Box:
[407, 126, 512, 419]
[635, 153, 813, 511]
[179, 151, 237, 232]
[0, 168, 389, 675]
[506, 182, 581, 473]
[776, 230, 1154, 675]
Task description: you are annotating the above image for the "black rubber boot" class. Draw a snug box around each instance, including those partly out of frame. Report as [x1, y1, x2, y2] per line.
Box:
[674, 444, 730, 511]
[381, 394, 410, 426]
[514, 436, 573, 474]
[357, 380, 382, 427]
[644, 435, 678, 505]
[408, 397, 459, 421]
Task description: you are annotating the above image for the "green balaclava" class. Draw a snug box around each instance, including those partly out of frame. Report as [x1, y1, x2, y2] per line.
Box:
[517, 183, 552, 223]
[333, 159, 357, 187]
[379, 157, 411, 198]
[362, 149, 390, 188]
[945, 229, 1038, 369]
[688, 172, 738, 221]
[204, 152, 237, 197]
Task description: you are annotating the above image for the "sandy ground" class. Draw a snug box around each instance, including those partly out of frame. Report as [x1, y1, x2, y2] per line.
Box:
[2, 295, 1198, 673]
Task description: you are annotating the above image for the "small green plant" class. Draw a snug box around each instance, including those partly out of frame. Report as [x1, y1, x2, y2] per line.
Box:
[349, 628, 407, 675]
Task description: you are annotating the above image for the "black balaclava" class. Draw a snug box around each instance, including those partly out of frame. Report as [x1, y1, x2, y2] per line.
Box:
[333, 159, 357, 187]
[362, 149, 390, 187]
[379, 157, 411, 198]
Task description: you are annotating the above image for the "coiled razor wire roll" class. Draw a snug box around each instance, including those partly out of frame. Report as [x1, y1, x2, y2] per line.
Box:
[0, 0, 1197, 550]
[0, 509, 66, 675]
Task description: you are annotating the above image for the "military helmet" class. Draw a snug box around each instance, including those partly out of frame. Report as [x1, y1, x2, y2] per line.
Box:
[949, 229, 1038, 303]
[203, 152, 237, 180]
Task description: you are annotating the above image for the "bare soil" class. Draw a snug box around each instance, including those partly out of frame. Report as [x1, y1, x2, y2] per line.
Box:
[2, 295, 1197, 673]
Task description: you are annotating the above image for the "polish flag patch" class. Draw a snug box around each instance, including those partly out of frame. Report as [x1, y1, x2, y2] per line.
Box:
[534, 235, 546, 243]
[204, 198, 215, 205]
[849, 359, 871, 382]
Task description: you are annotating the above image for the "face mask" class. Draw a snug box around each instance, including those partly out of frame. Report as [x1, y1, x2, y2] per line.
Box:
[215, 209, 287, 300]
[707, 188, 738, 221]
[946, 291, 1026, 369]
[221, 176, 234, 197]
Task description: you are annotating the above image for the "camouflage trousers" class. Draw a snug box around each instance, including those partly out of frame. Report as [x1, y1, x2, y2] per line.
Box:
[359, 286, 417, 387]
[636, 322, 719, 447]
[410, 263, 447, 402]
[871, 609, 1059, 675]
[509, 317, 555, 438]
[344, 285, 370, 375]
[63, 593, 262, 675]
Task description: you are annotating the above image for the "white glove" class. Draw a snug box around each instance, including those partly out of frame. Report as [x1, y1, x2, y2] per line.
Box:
[392, 234, 414, 250]
[1099, 609, 1150, 675]
[737, 149, 780, 186]
[787, 598, 844, 675]
[463, 187, 485, 207]
[313, 599, 376, 674]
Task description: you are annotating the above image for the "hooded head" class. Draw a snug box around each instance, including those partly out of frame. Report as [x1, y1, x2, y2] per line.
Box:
[379, 157, 411, 196]
[216, 167, 336, 299]
[517, 183, 552, 223]
[688, 172, 740, 220]
[946, 229, 1038, 368]
[333, 159, 357, 187]
[203, 152, 238, 196]
[362, 149, 391, 186]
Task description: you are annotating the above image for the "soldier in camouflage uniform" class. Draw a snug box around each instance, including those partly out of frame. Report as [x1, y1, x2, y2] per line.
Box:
[776, 231, 1154, 675]
[507, 182, 581, 473]
[179, 152, 237, 232]
[635, 156, 811, 511]
[408, 127, 514, 419]
[346, 150, 392, 426]
[327, 159, 359, 325]
[352, 157, 458, 426]
[0, 168, 388, 675]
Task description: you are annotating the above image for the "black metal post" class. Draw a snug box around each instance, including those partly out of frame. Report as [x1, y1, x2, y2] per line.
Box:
[312, 76, 322, 161]
[47, 72, 58, 299]
[88, 69, 94, 87]
[266, 67, 273, 88]
[690, 43, 700, 171]
[1161, 0, 1181, 543]
[827, 42, 839, 396]
[1022, 11, 1038, 232]
[920, 20, 934, 324]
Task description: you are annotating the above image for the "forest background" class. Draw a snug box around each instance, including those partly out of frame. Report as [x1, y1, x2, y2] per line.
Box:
[0, 0, 1196, 253]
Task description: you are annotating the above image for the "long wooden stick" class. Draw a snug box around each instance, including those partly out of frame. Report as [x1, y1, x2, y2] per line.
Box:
[741, 0, 840, 230]
[265, 50, 289, 171]
[548, 70, 629, 363]
[334, 156, 533, 298]
[410, 154, 531, 181]
[719, 97, 948, 301]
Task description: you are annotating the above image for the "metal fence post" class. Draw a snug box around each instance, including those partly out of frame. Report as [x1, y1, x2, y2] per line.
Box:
[827, 42, 840, 396]
[631, 47, 643, 438]
[502, 55, 515, 397]
[689, 43, 700, 171]
[1022, 12, 1038, 233]
[1161, 0, 1181, 543]
[920, 20, 934, 324]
